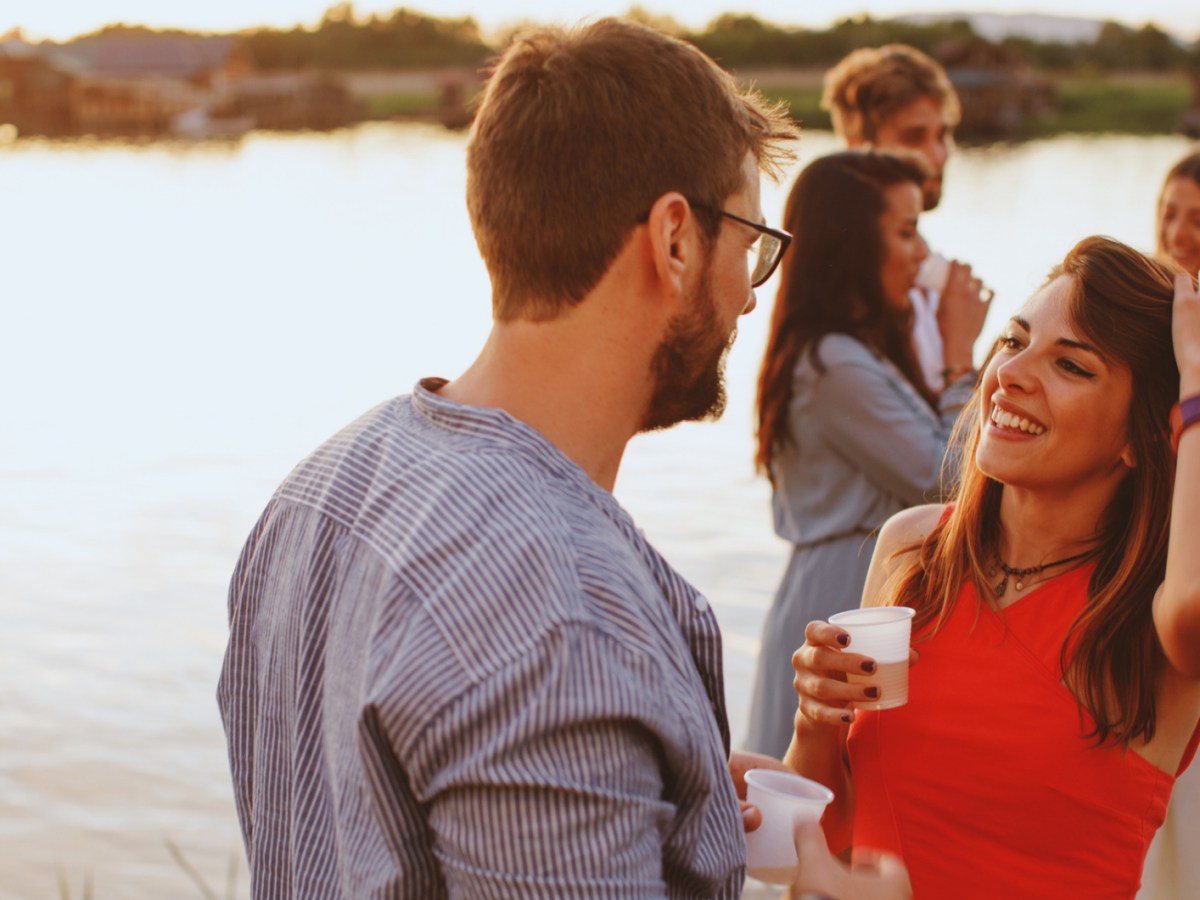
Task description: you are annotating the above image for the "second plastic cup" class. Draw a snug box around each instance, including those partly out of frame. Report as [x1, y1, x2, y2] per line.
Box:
[743, 769, 834, 885]
[828, 606, 915, 711]
[914, 252, 951, 293]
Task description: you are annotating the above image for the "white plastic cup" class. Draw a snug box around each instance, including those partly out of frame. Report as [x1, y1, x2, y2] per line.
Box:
[827, 606, 916, 711]
[914, 252, 951, 293]
[743, 769, 834, 885]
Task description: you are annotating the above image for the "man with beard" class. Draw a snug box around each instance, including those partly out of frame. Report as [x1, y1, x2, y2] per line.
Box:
[218, 18, 911, 900]
[822, 44, 991, 392]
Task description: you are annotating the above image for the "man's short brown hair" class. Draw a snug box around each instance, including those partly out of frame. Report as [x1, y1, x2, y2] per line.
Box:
[821, 44, 961, 144]
[466, 18, 798, 322]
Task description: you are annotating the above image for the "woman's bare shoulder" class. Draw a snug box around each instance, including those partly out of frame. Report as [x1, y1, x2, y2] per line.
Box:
[876, 503, 947, 556]
[861, 504, 946, 607]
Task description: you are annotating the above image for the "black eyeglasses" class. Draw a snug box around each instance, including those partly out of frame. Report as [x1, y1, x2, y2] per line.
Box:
[690, 202, 792, 288]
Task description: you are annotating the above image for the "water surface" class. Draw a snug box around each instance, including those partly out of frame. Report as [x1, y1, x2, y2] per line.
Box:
[1, 123, 1191, 897]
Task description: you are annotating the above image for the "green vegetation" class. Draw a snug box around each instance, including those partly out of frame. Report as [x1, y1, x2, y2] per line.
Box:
[750, 75, 1196, 139]
[362, 89, 440, 118]
[219, 4, 1200, 76]
[753, 86, 830, 131]
[1019, 76, 1193, 139]
[692, 13, 978, 70]
[55, 840, 242, 900]
[1007, 21, 1194, 73]
[239, 4, 491, 71]
[58, 5, 1200, 139]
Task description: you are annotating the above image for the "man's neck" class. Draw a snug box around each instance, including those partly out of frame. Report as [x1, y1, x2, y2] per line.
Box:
[440, 315, 655, 493]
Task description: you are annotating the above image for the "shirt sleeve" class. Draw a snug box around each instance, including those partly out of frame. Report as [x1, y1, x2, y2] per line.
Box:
[383, 621, 685, 899]
[806, 348, 973, 506]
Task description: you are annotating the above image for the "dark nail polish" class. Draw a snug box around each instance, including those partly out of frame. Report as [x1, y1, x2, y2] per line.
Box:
[861, 660, 876, 674]
[841, 712, 853, 723]
[836, 632, 850, 647]
[864, 686, 880, 699]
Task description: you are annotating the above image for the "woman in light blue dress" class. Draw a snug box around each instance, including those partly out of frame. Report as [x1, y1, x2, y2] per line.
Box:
[745, 151, 989, 756]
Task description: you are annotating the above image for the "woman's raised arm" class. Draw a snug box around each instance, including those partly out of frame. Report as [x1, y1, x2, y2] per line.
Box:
[1157, 272, 1200, 678]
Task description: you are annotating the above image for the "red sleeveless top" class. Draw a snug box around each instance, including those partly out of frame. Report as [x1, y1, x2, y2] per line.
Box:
[847, 564, 1200, 899]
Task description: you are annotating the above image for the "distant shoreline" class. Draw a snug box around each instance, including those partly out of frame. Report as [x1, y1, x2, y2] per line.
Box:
[341, 67, 1198, 141]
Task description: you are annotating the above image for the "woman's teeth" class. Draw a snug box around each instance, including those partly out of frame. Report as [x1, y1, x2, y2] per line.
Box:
[990, 406, 1045, 435]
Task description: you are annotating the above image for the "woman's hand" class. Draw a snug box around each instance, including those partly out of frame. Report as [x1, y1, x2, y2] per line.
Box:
[785, 615, 920, 854]
[791, 821, 913, 900]
[1173, 272, 1200, 395]
[937, 261, 992, 371]
[792, 619, 882, 728]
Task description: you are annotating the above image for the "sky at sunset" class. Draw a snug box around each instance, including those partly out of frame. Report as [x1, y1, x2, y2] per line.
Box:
[4, 1, 1199, 42]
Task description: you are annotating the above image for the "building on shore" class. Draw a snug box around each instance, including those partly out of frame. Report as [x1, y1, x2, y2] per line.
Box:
[935, 38, 1060, 141]
[0, 32, 358, 139]
[0, 40, 74, 136]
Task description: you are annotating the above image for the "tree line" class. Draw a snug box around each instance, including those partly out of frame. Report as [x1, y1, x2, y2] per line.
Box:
[66, 4, 1200, 74]
[690, 13, 1200, 73]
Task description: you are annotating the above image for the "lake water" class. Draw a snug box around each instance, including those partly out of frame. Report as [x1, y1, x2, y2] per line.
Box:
[1, 122, 1194, 898]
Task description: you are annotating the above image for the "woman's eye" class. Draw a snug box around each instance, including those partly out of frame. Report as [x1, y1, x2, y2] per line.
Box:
[1058, 359, 1094, 378]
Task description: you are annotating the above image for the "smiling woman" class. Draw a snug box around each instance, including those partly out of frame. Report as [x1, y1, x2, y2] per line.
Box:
[1157, 150, 1200, 277]
[977, 277, 1137, 497]
[786, 235, 1200, 899]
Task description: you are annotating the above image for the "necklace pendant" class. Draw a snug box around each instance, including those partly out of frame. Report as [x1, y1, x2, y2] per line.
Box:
[1015, 578, 1025, 591]
[994, 578, 1007, 598]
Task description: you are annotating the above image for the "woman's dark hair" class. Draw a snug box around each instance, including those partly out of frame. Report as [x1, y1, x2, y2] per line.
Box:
[755, 149, 933, 476]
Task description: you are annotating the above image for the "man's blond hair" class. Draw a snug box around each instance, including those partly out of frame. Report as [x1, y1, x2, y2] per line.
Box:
[821, 44, 960, 143]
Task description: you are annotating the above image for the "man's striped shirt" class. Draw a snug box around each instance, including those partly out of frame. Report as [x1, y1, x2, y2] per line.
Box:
[218, 380, 746, 897]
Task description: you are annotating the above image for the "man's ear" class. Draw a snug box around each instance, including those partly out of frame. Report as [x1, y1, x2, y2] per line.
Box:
[645, 192, 697, 297]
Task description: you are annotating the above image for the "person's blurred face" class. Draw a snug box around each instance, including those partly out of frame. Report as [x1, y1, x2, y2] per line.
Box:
[1158, 175, 1200, 276]
[871, 96, 955, 210]
[878, 182, 928, 310]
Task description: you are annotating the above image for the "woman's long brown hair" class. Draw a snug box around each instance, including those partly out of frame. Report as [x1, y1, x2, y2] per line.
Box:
[755, 150, 936, 477]
[888, 236, 1184, 746]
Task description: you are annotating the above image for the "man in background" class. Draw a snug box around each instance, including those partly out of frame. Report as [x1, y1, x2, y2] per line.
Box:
[219, 18, 909, 899]
[823, 44, 990, 391]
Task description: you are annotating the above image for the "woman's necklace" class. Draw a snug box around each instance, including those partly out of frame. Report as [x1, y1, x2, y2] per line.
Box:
[988, 550, 1094, 598]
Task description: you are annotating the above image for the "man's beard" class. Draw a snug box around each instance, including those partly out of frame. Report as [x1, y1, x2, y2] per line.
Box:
[922, 176, 943, 211]
[639, 274, 734, 433]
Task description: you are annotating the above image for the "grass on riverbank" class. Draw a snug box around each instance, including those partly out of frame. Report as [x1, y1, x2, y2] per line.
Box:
[362, 90, 441, 119]
[752, 73, 1194, 140]
[55, 840, 243, 900]
[352, 71, 1195, 138]
[1020, 76, 1193, 138]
